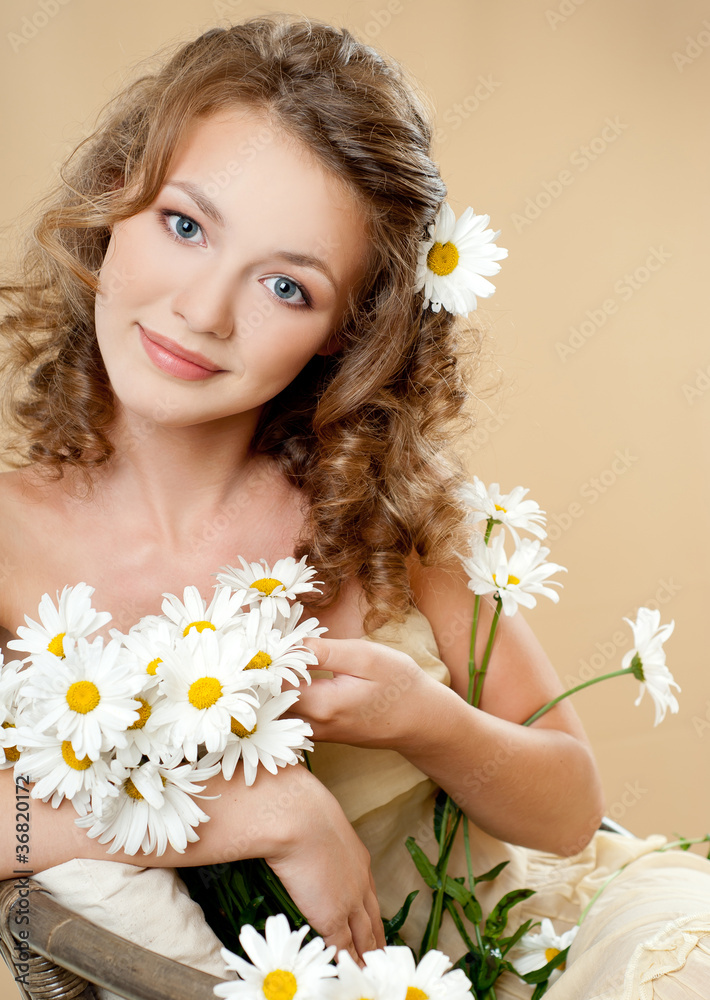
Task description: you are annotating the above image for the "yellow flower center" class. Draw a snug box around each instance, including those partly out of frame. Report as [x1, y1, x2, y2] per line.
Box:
[146, 657, 162, 676]
[231, 718, 257, 738]
[545, 947, 564, 967]
[188, 676, 222, 709]
[183, 620, 216, 637]
[492, 573, 520, 587]
[262, 970, 297, 1000]
[47, 632, 66, 658]
[406, 989, 429, 1000]
[61, 740, 91, 770]
[66, 680, 101, 714]
[426, 240, 459, 276]
[246, 650, 272, 670]
[494, 503, 507, 512]
[2, 722, 20, 763]
[124, 777, 143, 800]
[252, 577, 282, 596]
[127, 698, 151, 730]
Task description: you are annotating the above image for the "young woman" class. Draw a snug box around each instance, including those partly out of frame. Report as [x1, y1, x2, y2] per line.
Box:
[1, 16, 709, 998]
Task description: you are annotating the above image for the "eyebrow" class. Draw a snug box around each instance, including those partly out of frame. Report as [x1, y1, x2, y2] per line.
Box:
[164, 179, 337, 291]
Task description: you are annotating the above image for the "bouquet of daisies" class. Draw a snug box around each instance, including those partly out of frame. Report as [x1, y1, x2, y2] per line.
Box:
[0, 556, 323, 857]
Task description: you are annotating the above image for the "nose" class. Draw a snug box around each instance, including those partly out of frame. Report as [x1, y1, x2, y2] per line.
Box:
[171, 260, 237, 340]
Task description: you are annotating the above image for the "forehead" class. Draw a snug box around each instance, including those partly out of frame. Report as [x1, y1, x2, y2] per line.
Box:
[162, 107, 371, 282]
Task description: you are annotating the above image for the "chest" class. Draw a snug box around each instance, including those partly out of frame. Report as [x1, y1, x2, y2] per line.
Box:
[0, 477, 368, 652]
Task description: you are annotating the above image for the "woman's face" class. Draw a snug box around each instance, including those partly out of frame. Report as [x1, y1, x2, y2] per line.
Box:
[94, 106, 370, 431]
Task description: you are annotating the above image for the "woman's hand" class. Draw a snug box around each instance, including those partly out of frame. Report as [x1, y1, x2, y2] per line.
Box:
[289, 635, 436, 751]
[262, 769, 385, 962]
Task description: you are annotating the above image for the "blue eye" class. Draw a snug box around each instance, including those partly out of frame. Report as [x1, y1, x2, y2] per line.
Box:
[161, 211, 204, 244]
[262, 276, 309, 307]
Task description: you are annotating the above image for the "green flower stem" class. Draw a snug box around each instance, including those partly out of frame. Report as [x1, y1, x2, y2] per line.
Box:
[466, 518, 495, 705]
[473, 598, 502, 708]
[522, 669, 631, 727]
[422, 807, 463, 954]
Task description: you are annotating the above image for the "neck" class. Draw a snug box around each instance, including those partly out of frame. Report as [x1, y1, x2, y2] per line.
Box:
[91, 407, 271, 545]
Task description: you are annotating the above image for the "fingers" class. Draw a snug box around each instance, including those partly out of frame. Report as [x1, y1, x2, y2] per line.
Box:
[348, 889, 384, 960]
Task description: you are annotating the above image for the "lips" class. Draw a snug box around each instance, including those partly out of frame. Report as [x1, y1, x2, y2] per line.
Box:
[138, 325, 225, 381]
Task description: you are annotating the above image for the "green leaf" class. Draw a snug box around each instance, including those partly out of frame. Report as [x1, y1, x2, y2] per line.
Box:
[498, 918, 535, 955]
[443, 875, 482, 923]
[433, 787, 450, 844]
[405, 837, 439, 889]
[383, 890, 419, 941]
[531, 981, 550, 1000]
[473, 860, 510, 884]
[516, 946, 570, 985]
[484, 888, 535, 938]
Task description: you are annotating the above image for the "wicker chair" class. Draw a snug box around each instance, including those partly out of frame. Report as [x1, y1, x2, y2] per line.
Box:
[0, 819, 633, 1000]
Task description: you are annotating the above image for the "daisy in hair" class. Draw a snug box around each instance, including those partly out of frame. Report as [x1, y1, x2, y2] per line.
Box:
[75, 751, 222, 856]
[215, 913, 336, 1000]
[7, 582, 112, 660]
[19, 635, 143, 761]
[220, 688, 313, 786]
[216, 555, 323, 621]
[162, 584, 249, 638]
[148, 628, 259, 761]
[415, 202, 508, 316]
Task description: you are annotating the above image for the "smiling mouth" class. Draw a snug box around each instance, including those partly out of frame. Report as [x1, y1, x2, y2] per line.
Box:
[138, 325, 225, 381]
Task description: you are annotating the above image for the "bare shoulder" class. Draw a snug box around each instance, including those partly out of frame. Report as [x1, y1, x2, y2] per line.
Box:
[405, 549, 590, 742]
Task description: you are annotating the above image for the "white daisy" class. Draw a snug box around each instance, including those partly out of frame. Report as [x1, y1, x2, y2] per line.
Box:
[14, 728, 119, 813]
[220, 689, 313, 785]
[215, 913, 337, 999]
[272, 601, 328, 641]
[621, 607, 679, 725]
[19, 636, 143, 761]
[7, 582, 112, 659]
[148, 629, 259, 761]
[75, 752, 222, 856]
[460, 477, 547, 541]
[460, 531, 566, 616]
[415, 202, 508, 316]
[232, 608, 319, 696]
[0, 655, 26, 725]
[510, 919, 578, 983]
[0, 721, 23, 769]
[330, 949, 403, 1000]
[363, 945, 473, 1000]
[113, 683, 172, 768]
[162, 584, 248, 638]
[216, 556, 323, 621]
[111, 618, 178, 692]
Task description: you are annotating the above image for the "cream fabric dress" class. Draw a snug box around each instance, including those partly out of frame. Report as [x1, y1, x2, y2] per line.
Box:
[35, 607, 710, 1000]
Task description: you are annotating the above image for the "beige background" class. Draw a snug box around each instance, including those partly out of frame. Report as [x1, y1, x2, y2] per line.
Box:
[1, 0, 708, 993]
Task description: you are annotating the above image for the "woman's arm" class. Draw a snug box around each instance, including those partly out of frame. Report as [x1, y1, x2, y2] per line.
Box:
[0, 759, 384, 958]
[295, 556, 605, 857]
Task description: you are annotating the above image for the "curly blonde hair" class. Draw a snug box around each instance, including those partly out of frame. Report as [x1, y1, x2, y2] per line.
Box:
[0, 14, 486, 633]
